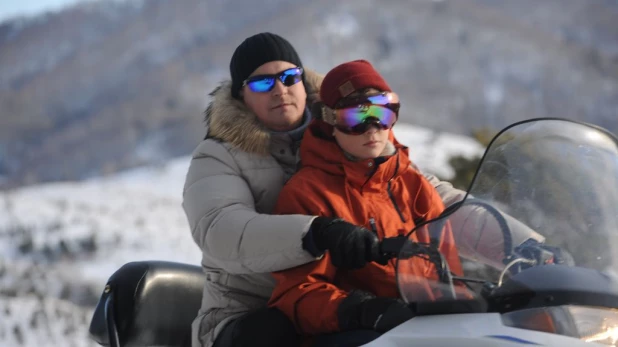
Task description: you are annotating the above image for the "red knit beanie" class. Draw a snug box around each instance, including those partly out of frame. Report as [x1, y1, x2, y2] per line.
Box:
[319, 60, 392, 109]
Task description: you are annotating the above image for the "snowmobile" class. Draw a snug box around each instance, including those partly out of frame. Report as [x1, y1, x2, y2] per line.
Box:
[88, 118, 618, 347]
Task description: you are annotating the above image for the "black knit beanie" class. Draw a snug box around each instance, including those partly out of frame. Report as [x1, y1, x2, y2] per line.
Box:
[230, 32, 304, 99]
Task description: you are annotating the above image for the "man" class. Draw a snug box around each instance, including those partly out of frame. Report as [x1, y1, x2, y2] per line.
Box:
[182, 32, 384, 347]
[182, 32, 557, 347]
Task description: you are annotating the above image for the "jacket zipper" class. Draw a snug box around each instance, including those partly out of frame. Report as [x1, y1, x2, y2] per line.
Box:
[369, 218, 378, 235]
[387, 180, 406, 223]
[385, 152, 406, 224]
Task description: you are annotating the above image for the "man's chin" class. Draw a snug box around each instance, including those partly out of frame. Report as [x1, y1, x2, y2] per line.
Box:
[267, 119, 303, 132]
[275, 114, 304, 129]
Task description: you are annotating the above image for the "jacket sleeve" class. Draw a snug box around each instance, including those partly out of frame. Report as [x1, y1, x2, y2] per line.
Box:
[268, 180, 348, 335]
[435, 222, 476, 299]
[422, 171, 545, 269]
[181, 141, 319, 274]
[437, 222, 464, 277]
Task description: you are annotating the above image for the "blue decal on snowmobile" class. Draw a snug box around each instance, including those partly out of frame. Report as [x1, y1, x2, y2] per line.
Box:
[486, 335, 540, 345]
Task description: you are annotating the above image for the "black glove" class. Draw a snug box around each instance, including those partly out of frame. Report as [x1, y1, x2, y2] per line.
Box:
[542, 244, 575, 266]
[337, 290, 415, 333]
[514, 239, 575, 267]
[304, 217, 383, 269]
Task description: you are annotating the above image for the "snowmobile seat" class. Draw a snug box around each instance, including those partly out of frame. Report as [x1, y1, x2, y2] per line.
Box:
[89, 261, 205, 347]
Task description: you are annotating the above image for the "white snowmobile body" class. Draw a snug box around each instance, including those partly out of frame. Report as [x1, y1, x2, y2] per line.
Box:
[364, 313, 602, 346]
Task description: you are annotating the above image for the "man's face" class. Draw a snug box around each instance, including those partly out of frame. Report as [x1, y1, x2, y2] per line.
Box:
[242, 61, 307, 132]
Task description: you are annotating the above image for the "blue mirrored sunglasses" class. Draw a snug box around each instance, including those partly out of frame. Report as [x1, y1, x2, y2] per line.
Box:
[242, 67, 304, 93]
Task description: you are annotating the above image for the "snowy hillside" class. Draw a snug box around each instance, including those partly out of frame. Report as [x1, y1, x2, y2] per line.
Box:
[0, 123, 483, 347]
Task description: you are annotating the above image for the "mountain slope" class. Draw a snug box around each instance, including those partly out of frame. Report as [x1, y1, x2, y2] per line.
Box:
[0, 0, 616, 188]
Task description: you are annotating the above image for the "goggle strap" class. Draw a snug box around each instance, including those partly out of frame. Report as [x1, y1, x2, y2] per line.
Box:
[321, 104, 338, 125]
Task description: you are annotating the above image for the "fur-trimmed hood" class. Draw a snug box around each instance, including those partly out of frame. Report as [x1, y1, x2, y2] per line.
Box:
[203, 69, 324, 155]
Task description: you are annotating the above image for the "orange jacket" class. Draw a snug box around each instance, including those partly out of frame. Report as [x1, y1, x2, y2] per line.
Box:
[268, 120, 463, 335]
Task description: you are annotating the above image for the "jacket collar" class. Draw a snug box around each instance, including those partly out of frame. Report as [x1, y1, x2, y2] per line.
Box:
[300, 120, 412, 193]
[203, 69, 324, 155]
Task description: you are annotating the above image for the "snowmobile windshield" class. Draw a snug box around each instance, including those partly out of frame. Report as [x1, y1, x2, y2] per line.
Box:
[395, 118, 618, 304]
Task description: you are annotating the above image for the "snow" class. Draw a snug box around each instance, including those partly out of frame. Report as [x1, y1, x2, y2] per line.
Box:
[0, 122, 483, 347]
[0, 156, 200, 347]
[393, 123, 484, 179]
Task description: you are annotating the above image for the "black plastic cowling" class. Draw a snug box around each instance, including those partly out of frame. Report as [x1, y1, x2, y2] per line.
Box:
[89, 261, 205, 347]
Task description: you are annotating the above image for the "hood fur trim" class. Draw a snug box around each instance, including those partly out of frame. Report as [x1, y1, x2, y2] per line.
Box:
[204, 69, 324, 155]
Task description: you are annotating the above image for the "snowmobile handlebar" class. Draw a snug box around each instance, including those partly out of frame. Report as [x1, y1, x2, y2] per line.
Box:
[378, 235, 408, 259]
[377, 235, 458, 299]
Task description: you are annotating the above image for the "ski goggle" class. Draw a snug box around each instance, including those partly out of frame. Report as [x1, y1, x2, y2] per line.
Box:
[242, 67, 304, 93]
[332, 92, 400, 135]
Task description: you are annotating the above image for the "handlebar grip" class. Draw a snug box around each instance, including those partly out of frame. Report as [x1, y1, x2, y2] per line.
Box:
[378, 236, 408, 260]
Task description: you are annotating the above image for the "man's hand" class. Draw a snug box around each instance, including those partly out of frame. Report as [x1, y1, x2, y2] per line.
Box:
[513, 239, 575, 268]
[307, 217, 384, 269]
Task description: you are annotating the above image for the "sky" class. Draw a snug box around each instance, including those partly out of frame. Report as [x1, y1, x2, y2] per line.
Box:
[0, 0, 91, 22]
